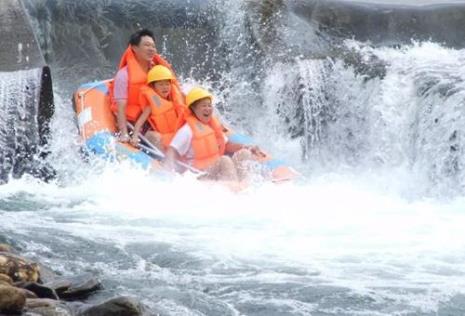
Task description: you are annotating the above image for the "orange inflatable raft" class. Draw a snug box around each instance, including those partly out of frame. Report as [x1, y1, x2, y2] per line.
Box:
[73, 80, 299, 182]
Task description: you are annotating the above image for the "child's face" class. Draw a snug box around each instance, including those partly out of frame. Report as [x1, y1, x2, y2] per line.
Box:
[191, 98, 213, 124]
[153, 80, 171, 99]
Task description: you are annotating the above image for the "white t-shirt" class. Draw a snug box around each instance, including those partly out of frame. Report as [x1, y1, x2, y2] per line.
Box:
[113, 66, 128, 100]
[170, 124, 195, 164]
[169, 123, 228, 165]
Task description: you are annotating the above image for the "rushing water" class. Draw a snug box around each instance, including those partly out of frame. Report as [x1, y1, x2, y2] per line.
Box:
[3, 0, 465, 315]
[3, 159, 465, 315]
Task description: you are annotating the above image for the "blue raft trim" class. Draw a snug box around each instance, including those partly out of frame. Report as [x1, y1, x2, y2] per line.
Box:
[263, 159, 286, 170]
[227, 133, 254, 145]
[79, 81, 109, 94]
[228, 133, 288, 170]
[86, 131, 112, 155]
[86, 131, 290, 172]
[85, 131, 154, 169]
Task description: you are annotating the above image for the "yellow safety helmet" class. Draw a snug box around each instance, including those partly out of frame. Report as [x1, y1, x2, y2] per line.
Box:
[186, 87, 213, 107]
[147, 65, 174, 84]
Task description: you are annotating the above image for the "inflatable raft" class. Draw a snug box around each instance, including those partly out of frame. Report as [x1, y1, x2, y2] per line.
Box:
[73, 80, 299, 182]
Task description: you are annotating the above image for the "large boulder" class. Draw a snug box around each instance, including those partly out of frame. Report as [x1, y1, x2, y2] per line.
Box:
[0, 252, 40, 282]
[0, 244, 14, 253]
[0, 284, 26, 314]
[15, 281, 59, 300]
[0, 273, 13, 286]
[24, 298, 73, 316]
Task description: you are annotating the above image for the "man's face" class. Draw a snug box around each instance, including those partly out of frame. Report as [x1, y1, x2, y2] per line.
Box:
[132, 35, 157, 63]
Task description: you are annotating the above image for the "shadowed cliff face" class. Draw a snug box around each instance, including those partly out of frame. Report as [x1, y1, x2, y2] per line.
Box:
[20, 0, 465, 94]
[22, 0, 222, 94]
[20, 0, 269, 127]
[242, 0, 465, 64]
[289, 0, 465, 50]
[0, 0, 44, 71]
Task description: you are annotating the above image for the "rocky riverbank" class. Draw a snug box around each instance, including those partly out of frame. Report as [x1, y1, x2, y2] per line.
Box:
[0, 244, 145, 315]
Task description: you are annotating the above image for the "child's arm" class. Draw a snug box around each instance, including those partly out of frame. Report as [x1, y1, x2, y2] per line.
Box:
[130, 107, 151, 146]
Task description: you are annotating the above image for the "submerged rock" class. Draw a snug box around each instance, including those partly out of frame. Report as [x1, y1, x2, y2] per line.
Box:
[45, 273, 101, 299]
[78, 296, 144, 316]
[0, 284, 26, 314]
[0, 252, 41, 282]
[24, 298, 73, 316]
[37, 264, 59, 284]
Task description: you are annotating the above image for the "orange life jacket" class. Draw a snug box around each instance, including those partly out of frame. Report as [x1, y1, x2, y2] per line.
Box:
[184, 112, 226, 170]
[110, 46, 183, 122]
[139, 85, 187, 148]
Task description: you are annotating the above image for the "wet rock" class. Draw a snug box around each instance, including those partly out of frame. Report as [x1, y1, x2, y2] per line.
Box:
[0, 273, 13, 285]
[25, 298, 60, 309]
[0, 252, 40, 282]
[37, 264, 59, 284]
[19, 288, 39, 299]
[340, 48, 387, 80]
[78, 296, 144, 316]
[15, 281, 59, 300]
[45, 273, 101, 299]
[0, 284, 26, 314]
[24, 298, 73, 316]
[0, 244, 13, 253]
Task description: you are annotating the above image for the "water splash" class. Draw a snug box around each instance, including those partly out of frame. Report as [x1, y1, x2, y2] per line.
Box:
[258, 41, 465, 197]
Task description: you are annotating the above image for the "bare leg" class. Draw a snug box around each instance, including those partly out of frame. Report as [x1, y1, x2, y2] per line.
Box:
[205, 156, 239, 181]
[232, 148, 253, 181]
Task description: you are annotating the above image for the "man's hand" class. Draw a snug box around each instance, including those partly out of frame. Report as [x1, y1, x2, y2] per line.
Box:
[130, 135, 140, 147]
[118, 133, 130, 143]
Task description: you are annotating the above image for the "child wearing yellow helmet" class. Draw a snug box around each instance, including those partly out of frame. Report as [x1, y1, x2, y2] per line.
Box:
[164, 87, 265, 181]
[130, 65, 186, 149]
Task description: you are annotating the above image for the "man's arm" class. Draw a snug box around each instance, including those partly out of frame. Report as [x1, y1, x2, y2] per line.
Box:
[116, 99, 129, 141]
[113, 67, 130, 141]
[130, 107, 151, 146]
